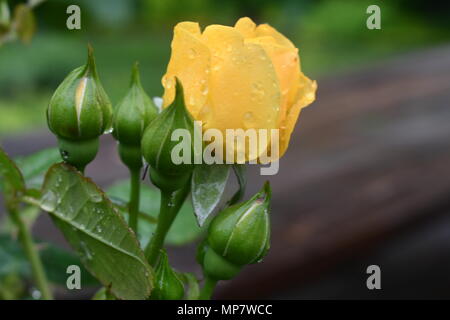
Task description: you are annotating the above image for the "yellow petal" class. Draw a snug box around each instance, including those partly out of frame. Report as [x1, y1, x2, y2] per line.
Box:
[256, 23, 295, 48]
[234, 17, 256, 39]
[279, 74, 317, 156]
[201, 25, 281, 161]
[245, 36, 301, 128]
[161, 21, 211, 118]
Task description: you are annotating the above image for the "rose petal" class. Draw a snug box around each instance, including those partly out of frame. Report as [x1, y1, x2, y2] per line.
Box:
[201, 25, 281, 161]
[161, 22, 211, 118]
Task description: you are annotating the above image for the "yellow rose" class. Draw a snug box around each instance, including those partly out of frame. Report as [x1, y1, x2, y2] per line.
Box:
[161, 17, 317, 161]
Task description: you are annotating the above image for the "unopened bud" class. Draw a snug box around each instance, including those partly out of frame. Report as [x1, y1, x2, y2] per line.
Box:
[47, 45, 112, 171]
[150, 251, 185, 300]
[113, 62, 158, 170]
[210, 182, 271, 264]
[141, 78, 195, 191]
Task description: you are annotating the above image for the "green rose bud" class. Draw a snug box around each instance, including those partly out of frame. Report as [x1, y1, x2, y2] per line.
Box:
[112, 62, 158, 170]
[141, 78, 195, 191]
[203, 182, 271, 281]
[150, 250, 185, 300]
[47, 45, 112, 171]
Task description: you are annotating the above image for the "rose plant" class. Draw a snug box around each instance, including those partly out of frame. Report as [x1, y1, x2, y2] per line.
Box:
[0, 17, 316, 300]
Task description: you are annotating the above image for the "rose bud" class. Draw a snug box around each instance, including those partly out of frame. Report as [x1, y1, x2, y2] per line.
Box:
[141, 78, 195, 191]
[150, 250, 185, 300]
[199, 182, 271, 280]
[46, 45, 112, 171]
[112, 62, 158, 170]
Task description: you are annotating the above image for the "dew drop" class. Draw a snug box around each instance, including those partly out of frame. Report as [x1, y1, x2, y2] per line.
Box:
[80, 241, 93, 261]
[188, 48, 197, 59]
[165, 77, 173, 89]
[61, 150, 69, 161]
[104, 127, 113, 134]
[200, 81, 209, 96]
[90, 193, 102, 203]
[41, 190, 57, 212]
[243, 112, 256, 128]
[31, 288, 41, 300]
[189, 96, 196, 106]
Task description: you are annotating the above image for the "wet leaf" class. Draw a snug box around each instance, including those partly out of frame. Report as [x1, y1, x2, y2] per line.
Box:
[40, 163, 153, 300]
[228, 164, 247, 205]
[191, 164, 230, 226]
[0, 147, 25, 207]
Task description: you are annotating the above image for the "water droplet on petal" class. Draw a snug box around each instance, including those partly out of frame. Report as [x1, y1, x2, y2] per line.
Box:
[243, 112, 256, 128]
[188, 48, 197, 59]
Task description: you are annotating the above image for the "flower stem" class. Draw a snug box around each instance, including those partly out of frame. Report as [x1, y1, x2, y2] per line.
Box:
[199, 276, 217, 300]
[144, 184, 190, 266]
[128, 168, 140, 235]
[9, 207, 53, 300]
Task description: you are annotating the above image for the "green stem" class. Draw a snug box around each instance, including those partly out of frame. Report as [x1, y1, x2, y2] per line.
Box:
[199, 276, 217, 300]
[144, 184, 190, 266]
[128, 168, 140, 234]
[9, 208, 53, 300]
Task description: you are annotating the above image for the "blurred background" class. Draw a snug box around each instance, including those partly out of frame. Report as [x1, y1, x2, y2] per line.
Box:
[1, 0, 450, 299]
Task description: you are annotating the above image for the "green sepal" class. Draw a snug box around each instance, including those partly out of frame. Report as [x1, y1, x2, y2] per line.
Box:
[202, 246, 241, 281]
[57, 136, 99, 172]
[150, 250, 185, 300]
[113, 62, 158, 147]
[118, 143, 142, 170]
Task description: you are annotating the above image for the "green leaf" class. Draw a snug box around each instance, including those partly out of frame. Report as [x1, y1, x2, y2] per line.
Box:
[0, 147, 25, 207]
[0, 233, 98, 287]
[192, 164, 230, 226]
[15, 148, 60, 189]
[107, 180, 204, 246]
[40, 243, 99, 287]
[228, 164, 247, 205]
[40, 163, 153, 300]
[0, 234, 29, 278]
